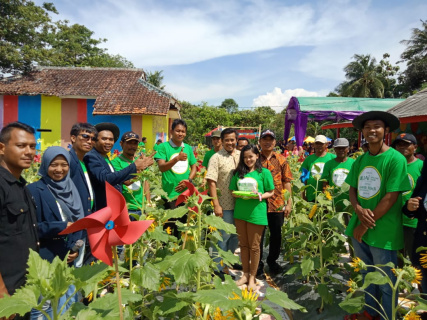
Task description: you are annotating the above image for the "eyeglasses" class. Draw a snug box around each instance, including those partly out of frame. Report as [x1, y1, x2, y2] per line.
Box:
[79, 134, 96, 141]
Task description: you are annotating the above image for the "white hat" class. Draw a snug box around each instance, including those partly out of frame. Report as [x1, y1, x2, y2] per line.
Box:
[314, 135, 328, 144]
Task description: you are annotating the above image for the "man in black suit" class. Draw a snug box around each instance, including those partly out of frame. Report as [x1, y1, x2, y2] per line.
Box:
[69, 123, 97, 216]
[84, 123, 154, 210]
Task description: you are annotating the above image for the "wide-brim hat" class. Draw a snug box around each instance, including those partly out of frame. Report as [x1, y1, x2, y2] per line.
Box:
[352, 111, 400, 131]
[95, 122, 120, 142]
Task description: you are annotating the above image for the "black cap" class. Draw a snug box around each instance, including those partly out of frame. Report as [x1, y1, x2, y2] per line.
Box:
[260, 129, 276, 139]
[95, 122, 120, 142]
[121, 131, 140, 142]
[352, 111, 400, 131]
[392, 133, 417, 147]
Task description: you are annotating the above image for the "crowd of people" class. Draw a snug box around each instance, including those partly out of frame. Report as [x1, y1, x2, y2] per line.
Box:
[0, 111, 426, 319]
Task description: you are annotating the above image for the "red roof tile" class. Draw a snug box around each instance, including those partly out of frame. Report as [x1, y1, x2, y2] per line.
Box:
[0, 67, 179, 115]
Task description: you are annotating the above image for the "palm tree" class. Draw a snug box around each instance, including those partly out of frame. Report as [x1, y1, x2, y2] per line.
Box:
[400, 19, 427, 62]
[340, 54, 384, 98]
[146, 70, 165, 90]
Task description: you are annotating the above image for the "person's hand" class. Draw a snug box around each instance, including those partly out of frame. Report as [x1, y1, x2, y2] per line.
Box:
[355, 206, 375, 228]
[176, 147, 188, 161]
[67, 251, 79, 264]
[353, 224, 368, 243]
[135, 153, 154, 171]
[213, 204, 223, 218]
[175, 180, 189, 192]
[284, 204, 292, 218]
[408, 197, 422, 212]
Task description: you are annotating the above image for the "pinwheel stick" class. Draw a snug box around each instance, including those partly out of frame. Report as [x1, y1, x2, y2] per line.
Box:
[113, 246, 124, 320]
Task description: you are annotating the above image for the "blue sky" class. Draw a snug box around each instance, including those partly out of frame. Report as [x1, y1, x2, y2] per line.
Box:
[40, 0, 427, 111]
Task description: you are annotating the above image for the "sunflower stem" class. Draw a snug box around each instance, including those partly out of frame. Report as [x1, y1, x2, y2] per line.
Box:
[113, 246, 124, 320]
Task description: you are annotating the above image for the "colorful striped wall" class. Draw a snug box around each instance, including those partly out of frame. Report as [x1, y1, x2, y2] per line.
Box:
[0, 94, 169, 151]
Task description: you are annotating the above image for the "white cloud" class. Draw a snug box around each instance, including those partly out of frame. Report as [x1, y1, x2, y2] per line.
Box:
[252, 88, 320, 111]
[53, 0, 395, 67]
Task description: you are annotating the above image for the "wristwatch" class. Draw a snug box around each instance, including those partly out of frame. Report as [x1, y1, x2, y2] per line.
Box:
[189, 178, 193, 184]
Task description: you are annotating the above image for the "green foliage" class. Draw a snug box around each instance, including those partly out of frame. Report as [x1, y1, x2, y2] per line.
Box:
[0, 0, 133, 74]
[219, 98, 239, 113]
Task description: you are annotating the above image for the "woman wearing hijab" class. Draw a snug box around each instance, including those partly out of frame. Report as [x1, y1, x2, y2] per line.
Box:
[28, 146, 85, 319]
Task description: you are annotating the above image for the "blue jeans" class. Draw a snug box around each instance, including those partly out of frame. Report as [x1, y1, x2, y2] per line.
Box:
[351, 238, 397, 320]
[30, 285, 77, 319]
[212, 210, 239, 271]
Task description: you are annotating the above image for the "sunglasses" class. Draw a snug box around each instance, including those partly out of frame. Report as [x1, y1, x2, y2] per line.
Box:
[79, 134, 96, 141]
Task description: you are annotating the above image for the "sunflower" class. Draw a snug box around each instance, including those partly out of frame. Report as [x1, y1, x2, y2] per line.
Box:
[403, 311, 421, 320]
[308, 205, 318, 219]
[158, 276, 171, 292]
[346, 279, 358, 293]
[349, 257, 363, 272]
[324, 190, 332, 200]
[165, 227, 172, 235]
[208, 225, 217, 232]
[241, 287, 259, 302]
[419, 252, 427, 268]
[404, 266, 423, 285]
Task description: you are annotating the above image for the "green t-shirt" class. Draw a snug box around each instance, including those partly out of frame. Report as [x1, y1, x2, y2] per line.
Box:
[154, 141, 197, 199]
[111, 155, 144, 211]
[402, 158, 424, 228]
[300, 153, 336, 202]
[153, 143, 160, 151]
[229, 168, 274, 226]
[138, 141, 146, 154]
[202, 149, 216, 168]
[321, 157, 355, 211]
[344, 148, 411, 250]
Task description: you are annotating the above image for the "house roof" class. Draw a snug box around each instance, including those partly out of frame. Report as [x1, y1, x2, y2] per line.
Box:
[0, 67, 180, 116]
[387, 88, 427, 119]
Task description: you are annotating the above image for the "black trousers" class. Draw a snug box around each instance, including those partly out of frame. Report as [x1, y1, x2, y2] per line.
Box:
[258, 211, 285, 270]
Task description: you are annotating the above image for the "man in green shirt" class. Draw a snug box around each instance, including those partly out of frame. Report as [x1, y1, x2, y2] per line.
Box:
[300, 135, 336, 202]
[153, 139, 162, 152]
[344, 111, 411, 320]
[321, 138, 355, 213]
[154, 119, 197, 236]
[112, 131, 151, 217]
[202, 130, 222, 168]
[392, 133, 423, 261]
[138, 137, 147, 154]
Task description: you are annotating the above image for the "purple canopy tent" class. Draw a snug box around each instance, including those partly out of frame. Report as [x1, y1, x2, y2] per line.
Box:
[283, 97, 405, 146]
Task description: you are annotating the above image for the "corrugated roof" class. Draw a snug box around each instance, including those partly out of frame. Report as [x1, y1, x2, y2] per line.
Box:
[0, 67, 179, 115]
[387, 88, 427, 118]
[296, 97, 405, 112]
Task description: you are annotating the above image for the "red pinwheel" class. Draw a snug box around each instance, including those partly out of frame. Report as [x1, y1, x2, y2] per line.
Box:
[59, 182, 153, 266]
[175, 180, 208, 213]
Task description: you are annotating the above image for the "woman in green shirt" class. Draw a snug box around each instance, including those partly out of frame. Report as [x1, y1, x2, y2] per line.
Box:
[230, 145, 274, 290]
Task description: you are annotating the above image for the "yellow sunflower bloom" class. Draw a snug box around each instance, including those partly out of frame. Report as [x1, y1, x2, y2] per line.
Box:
[158, 276, 171, 292]
[308, 205, 318, 219]
[420, 252, 427, 268]
[349, 257, 363, 272]
[324, 190, 332, 200]
[241, 287, 259, 301]
[403, 311, 421, 320]
[346, 279, 358, 293]
[208, 225, 217, 232]
[165, 227, 172, 235]
[404, 266, 423, 285]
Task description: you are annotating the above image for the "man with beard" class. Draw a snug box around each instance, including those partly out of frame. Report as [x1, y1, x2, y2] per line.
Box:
[84, 123, 153, 210]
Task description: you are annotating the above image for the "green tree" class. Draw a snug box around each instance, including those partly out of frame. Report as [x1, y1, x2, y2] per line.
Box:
[398, 19, 427, 93]
[0, 0, 133, 74]
[340, 54, 384, 98]
[219, 98, 239, 113]
[146, 70, 165, 90]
